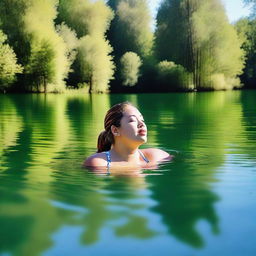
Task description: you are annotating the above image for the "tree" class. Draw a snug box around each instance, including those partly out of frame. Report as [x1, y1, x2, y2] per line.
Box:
[235, 18, 256, 88]
[56, 23, 78, 73]
[0, 0, 29, 66]
[76, 35, 114, 93]
[120, 52, 142, 86]
[58, 0, 113, 38]
[25, 40, 55, 92]
[58, 0, 115, 93]
[156, 61, 192, 91]
[0, 0, 30, 91]
[106, 0, 154, 91]
[155, 0, 244, 90]
[0, 0, 70, 92]
[107, 0, 153, 59]
[23, 0, 70, 92]
[0, 30, 23, 91]
[56, 23, 79, 87]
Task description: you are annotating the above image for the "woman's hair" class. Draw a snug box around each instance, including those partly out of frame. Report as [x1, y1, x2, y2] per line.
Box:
[97, 101, 133, 153]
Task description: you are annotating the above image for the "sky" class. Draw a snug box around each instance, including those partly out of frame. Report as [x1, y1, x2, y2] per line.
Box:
[148, 0, 251, 23]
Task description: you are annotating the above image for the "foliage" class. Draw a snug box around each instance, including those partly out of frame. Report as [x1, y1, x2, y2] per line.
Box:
[235, 18, 256, 88]
[58, 0, 115, 93]
[106, 0, 154, 92]
[58, 0, 113, 37]
[155, 0, 245, 90]
[0, 0, 253, 93]
[120, 52, 142, 86]
[56, 23, 78, 74]
[0, 30, 23, 91]
[0, 0, 70, 92]
[107, 0, 153, 58]
[0, 0, 29, 66]
[76, 36, 114, 93]
[23, 0, 70, 92]
[25, 40, 55, 92]
[156, 61, 192, 90]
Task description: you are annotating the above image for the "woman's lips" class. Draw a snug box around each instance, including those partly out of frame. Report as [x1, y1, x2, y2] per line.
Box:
[138, 129, 147, 136]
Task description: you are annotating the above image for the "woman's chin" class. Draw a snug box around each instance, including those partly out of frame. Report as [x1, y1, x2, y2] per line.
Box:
[138, 136, 147, 143]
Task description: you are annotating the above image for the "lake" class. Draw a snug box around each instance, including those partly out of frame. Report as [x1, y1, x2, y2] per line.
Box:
[0, 91, 256, 256]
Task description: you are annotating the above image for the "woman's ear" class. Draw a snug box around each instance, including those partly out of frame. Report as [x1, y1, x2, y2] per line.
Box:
[111, 125, 120, 136]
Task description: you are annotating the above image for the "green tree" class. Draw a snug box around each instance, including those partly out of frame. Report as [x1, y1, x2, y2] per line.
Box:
[58, 0, 114, 93]
[235, 18, 256, 88]
[107, 0, 153, 58]
[56, 23, 78, 85]
[58, 0, 113, 37]
[156, 61, 192, 91]
[25, 40, 55, 92]
[107, 0, 154, 92]
[120, 52, 142, 86]
[23, 0, 70, 92]
[0, 0, 70, 92]
[155, 0, 244, 90]
[0, 0, 30, 91]
[76, 35, 114, 93]
[0, 30, 23, 91]
[0, 0, 29, 66]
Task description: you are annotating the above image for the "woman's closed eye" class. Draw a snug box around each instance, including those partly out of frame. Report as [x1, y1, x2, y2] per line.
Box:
[129, 118, 145, 123]
[128, 115, 145, 124]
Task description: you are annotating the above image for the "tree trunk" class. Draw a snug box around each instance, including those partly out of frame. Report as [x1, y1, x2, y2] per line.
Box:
[88, 73, 93, 94]
[43, 76, 47, 93]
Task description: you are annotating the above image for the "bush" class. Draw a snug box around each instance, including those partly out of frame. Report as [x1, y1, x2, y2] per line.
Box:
[120, 51, 142, 86]
[156, 61, 193, 91]
[0, 30, 23, 91]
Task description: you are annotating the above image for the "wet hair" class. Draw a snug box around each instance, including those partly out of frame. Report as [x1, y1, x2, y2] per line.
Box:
[97, 101, 133, 153]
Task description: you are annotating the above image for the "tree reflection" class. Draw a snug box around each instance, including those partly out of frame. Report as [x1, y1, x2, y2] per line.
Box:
[0, 94, 157, 255]
[54, 94, 157, 245]
[0, 94, 73, 255]
[49, 173, 154, 245]
[240, 91, 256, 161]
[0, 91, 255, 254]
[135, 91, 244, 247]
[0, 95, 23, 170]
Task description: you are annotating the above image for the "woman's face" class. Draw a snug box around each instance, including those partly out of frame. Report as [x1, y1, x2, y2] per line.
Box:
[116, 105, 147, 145]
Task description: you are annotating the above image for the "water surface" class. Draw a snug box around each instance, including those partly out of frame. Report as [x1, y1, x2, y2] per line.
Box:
[0, 91, 256, 255]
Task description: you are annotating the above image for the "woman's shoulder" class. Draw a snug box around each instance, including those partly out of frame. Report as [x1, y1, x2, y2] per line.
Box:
[84, 152, 107, 167]
[141, 148, 172, 162]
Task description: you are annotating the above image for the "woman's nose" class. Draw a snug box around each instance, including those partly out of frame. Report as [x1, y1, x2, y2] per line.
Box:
[138, 121, 144, 128]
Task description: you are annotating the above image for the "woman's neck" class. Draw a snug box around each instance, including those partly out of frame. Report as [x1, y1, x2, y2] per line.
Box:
[111, 144, 140, 162]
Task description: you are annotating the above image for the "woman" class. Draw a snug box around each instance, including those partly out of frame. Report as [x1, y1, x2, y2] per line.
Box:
[85, 102, 171, 170]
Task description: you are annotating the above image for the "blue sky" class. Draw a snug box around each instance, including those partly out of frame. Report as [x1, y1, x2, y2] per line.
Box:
[148, 0, 251, 23]
[222, 0, 251, 22]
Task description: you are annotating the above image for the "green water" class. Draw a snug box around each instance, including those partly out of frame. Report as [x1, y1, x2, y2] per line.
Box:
[0, 91, 256, 256]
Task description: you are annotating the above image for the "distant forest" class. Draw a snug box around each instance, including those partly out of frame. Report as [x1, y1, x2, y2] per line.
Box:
[0, 0, 255, 93]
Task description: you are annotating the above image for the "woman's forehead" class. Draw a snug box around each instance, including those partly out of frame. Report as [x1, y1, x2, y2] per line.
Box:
[123, 105, 142, 117]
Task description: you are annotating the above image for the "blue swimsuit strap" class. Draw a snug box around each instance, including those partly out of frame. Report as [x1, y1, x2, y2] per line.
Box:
[105, 151, 111, 169]
[139, 150, 150, 163]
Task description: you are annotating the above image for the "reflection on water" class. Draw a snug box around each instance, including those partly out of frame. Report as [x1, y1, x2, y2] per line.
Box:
[0, 91, 256, 255]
